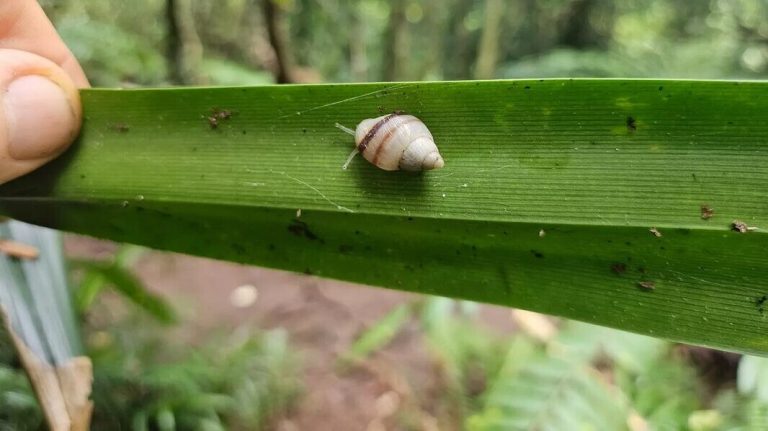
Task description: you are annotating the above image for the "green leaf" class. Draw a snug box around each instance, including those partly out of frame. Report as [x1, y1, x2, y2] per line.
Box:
[73, 245, 148, 313]
[131, 411, 149, 431]
[70, 260, 176, 323]
[1, 79, 767, 353]
[420, 298, 508, 392]
[155, 406, 176, 431]
[340, 303, 410, 365]
[468, 353, 629, 431]
[555, 322, 665, 373]
[0, 221, 82, 361]
[715, 390, 768, 431]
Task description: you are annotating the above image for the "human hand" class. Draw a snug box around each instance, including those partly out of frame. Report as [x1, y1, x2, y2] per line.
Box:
[0, 0, 88, 184]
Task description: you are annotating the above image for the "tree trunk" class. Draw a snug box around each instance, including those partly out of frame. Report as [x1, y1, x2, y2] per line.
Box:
[474, 0, 505, 79]
[262, 0, 294, 83]
[165, 0, 204, 85]
[349, 4, 368, 82]
[382, 0, 409, 81]
[559, 0, 600, 48]
[419, 0, 449, 80]
[444, 0, 475, 79]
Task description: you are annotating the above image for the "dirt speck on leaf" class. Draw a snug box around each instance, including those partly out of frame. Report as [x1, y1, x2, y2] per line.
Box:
[626, 116, 637, 132]
[288, 219, 318, 240]
[0, 239, 39, 260]
[755, 295, 767, 314]
[205, 108, 235, 129]
[610, 263, 627, 275]
[637, 280, 655, 291]
[109, 122, 130, 133]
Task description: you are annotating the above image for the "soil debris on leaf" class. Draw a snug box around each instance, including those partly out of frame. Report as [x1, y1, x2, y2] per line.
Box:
[637, 280, 655, 291]
[0, 239, 39, 260]
[700, 205, 714, 220]
[649, 227, 662, 237]
[109, 122, 130, 133]
[205, 107, 235, 129]
[731, 220, 757, 233]
[610, 263, 627, 275]
[626, 116, 637, 132]
[288, 219, 318, 240]
[756, 295, 768, 315]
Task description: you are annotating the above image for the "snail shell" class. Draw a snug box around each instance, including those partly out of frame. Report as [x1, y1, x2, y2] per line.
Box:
[353, 113, 444, 171]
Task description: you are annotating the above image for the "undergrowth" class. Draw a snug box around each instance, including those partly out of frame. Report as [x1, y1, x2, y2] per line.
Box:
[0, 246, 299, 431]
[3, 246, 768, 430]
[341, 297, 768, 431]
[1, 318, 298, 431]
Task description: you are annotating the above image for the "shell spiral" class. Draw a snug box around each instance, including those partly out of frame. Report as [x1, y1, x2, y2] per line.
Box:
[354, 113, 444, 171]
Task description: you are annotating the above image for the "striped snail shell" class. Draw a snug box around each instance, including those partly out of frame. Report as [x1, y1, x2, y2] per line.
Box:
[337, 113, 445, 171]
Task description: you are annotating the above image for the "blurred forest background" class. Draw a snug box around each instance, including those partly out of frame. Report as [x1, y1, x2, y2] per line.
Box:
[40, 0, 768, 87]
[2, 1, 768, 430]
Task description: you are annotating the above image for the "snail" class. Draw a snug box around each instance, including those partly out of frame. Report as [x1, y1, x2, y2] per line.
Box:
[335, 112, 445, 171]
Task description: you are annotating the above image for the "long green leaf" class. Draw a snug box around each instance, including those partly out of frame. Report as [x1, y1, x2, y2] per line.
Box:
[1, 79, 766, 353]
[0, 221, 82, 363]
[70, 259, 176, 324]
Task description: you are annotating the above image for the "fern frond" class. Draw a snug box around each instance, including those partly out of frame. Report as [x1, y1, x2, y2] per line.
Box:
[468, 352, 629, 431]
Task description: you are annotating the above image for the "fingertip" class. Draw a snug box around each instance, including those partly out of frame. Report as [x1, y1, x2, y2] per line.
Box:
[0, 49, 81, 184]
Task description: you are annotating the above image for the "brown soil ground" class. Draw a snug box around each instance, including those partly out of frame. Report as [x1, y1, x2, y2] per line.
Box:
[66, 235, 516, 431]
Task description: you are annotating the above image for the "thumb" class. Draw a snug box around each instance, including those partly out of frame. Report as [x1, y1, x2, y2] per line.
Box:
[0, 49, 82, 184]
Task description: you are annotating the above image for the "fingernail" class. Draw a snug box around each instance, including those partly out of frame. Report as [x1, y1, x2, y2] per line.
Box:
[5, 75, 75, 160]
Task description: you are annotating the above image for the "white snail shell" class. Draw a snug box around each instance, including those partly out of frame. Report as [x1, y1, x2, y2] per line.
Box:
[353, 113, 444, 171]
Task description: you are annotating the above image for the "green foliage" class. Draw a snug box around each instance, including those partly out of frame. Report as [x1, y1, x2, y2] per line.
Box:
[42, 0, 768, 86]
[468, 354, 628, 431]
[340, 303, 411, 366]
[419, 299, 509, 413]
[715, 355, 768, 430]
[347, 302, 728, 430]
[37, 0, 768, 86]
[468, 325, 628, 431]
[619, 352, 700, 430]
[715, 391, 768, 431]
[0, 244, 297, 431]
[57, 16, 167, 86]
[343, 298, 510, 425]
[201, 58, 274, 86]
[467, 321, 711, 431]
[0, 364, 44, 431]
[465, 321, 768, 431]
[89, 324, 298, 430]
[0, 328, 44, 431]
[501, 0, 768, 80]
[71, 246, 176, 323]
[0, 323, 299, 431]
